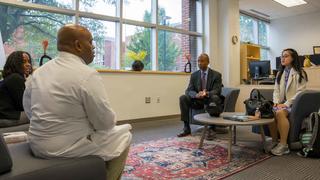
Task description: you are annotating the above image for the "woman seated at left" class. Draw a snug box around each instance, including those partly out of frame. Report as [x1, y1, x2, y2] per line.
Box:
[0, 51, 32, 128]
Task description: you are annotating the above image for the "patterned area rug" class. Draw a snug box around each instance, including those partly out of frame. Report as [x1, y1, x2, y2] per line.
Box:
[122, 136, 271, 180]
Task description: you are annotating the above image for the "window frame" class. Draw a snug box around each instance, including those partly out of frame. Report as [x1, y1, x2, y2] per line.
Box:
[0, 0, 204, 72]
[240, 12, 270, 59]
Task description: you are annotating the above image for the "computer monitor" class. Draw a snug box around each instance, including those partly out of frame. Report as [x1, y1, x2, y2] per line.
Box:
[276, 55, 309, 70]
[249, 61, 271, 79]
[276, 57, 281, 70]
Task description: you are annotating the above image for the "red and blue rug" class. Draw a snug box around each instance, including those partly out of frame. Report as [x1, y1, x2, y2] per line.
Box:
[122, 136, 271, 180]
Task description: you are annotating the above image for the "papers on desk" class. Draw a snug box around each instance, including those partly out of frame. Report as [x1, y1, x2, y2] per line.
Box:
[222, 115, 259, 122]
[3, 131, 28, 144]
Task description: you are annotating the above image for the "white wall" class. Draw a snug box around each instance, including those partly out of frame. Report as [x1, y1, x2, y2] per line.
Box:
[203, 0, 218, 71]
[217, 0, 240, 86]
[204, 0, 240, 86]
[99, 72, 189, 121]
[269, 11, 320, 69]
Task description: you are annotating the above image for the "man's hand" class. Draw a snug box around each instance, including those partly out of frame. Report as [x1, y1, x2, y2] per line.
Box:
[196, 91, 204, 99]
[203, 90, 208, 97]
[196, 90, 208, 99]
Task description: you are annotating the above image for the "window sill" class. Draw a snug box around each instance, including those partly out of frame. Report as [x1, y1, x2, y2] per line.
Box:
[97, 69, 191, 75]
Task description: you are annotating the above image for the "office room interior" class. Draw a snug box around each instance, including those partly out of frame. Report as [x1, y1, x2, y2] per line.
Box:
[1, 0, 320, 180]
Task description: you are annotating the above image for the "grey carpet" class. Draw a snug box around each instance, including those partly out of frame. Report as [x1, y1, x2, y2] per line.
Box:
[128, 117, 320, 180]
[225, 154, 320, 180]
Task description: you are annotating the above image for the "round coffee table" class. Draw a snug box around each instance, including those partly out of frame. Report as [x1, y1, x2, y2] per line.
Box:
[194, 112, 274, 162]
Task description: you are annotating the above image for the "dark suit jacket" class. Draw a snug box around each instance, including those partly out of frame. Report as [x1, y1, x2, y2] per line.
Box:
[185, 68, 222, 99]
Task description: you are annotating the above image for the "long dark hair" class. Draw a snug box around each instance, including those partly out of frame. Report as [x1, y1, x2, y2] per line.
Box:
[2, 51, 33, 79]
[276, 48, 308, 84]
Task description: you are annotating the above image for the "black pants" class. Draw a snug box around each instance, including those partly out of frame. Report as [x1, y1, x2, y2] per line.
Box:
[179, 94, 221, 129]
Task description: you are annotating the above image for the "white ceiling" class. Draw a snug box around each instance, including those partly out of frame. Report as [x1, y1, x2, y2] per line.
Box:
[239, 0, 320, 20]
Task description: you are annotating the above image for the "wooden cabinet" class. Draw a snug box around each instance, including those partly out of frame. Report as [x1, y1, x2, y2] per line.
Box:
[240, 43, 261, 82]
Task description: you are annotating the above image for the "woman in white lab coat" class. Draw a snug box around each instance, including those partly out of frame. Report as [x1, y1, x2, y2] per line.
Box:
[268, 48, 308, 156]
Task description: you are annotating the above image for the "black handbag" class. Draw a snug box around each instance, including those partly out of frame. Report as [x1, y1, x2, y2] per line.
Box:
[205, 95, 225, 117]
[244, 89, 274, 118]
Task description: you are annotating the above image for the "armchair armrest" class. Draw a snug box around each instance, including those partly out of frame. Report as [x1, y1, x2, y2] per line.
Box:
[288, 91, 320, 144]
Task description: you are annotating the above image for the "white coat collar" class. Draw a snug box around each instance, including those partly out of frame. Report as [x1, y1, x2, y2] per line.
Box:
[57, 51, 87, 65]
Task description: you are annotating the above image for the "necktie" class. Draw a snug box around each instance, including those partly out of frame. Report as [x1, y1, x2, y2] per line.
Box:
[201, 72, 206, 90]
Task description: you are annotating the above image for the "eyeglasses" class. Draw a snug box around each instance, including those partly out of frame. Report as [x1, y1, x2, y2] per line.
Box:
[281, 54, 290, 59]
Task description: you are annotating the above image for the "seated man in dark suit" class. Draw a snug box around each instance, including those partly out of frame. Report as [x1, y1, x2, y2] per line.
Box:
[178, 53, 223, 137]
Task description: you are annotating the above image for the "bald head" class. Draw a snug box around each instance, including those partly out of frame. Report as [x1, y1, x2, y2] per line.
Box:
[57, 24, 89, 49]
[57, 24, 95, 64]
[198, 53, 210, 71]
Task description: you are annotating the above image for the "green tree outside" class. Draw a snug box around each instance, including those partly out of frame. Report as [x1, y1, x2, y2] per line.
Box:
[0, 0, 107, 67]
[125, 8, 181, 71]
[1, 1, 181, 71]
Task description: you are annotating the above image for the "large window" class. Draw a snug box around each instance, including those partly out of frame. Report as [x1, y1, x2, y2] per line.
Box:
[17, 0, 75, 9]
[79, 0, 117, 16]
[258, 21, 268, 47]
[0, 4, 73, 68]
[158, 31, 201, 72]
[0, 0, 203, 72]
[158, 0, 202, 32]
[240, 14, 270, 60]
[123, 0, 152, 23]
[239, 15, 257, 44]
[80, 18, 116, 69]
[122, 24, 152, 70]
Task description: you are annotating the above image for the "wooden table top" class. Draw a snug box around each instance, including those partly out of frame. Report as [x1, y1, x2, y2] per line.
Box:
[194, 112, 274, 126]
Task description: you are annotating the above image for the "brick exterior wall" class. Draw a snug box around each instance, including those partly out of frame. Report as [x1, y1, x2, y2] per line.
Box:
[180, 0, 198, 72]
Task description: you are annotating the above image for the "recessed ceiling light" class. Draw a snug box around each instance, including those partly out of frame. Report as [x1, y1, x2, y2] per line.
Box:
[273, 0, 307, 7]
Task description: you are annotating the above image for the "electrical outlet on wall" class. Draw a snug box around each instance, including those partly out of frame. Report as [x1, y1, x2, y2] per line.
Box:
[156, 97, 160, 103]
[145, 97, 151, 103]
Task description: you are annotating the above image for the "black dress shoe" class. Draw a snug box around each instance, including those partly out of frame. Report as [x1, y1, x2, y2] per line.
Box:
[177, 130, 191, 137]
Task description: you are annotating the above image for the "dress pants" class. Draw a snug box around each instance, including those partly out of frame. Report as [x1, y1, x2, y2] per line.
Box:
[179, 95, 221, 130]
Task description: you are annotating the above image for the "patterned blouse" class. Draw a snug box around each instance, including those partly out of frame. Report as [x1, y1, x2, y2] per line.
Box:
[284, 67, 291, 101]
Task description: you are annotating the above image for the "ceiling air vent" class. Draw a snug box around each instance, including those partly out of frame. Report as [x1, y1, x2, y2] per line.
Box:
[250, 9, 271, 18]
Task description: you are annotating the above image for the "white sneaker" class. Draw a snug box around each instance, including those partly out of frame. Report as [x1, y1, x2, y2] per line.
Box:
[271, 143, 290, 156]
[264, 141, 278, 153]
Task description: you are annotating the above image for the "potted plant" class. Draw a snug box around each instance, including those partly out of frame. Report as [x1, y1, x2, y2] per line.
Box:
[127, 50, 147, 71]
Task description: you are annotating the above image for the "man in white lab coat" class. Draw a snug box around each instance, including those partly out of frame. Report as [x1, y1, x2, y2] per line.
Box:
[23, 24, 132, 180]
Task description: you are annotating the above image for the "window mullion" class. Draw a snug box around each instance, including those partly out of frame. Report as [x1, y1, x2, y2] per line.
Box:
[74, 0, 79, 24]
[115, 0, 123, 70]
[152, 0, 158, 71]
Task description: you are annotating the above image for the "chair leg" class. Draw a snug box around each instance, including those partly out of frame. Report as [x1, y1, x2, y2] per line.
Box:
[233, 126, 237, 145]
[228, 126, 233, 162]
[259, 125, 266, 150]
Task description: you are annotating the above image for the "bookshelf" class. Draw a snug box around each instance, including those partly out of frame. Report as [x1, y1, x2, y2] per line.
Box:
[240, 43, 261, 82]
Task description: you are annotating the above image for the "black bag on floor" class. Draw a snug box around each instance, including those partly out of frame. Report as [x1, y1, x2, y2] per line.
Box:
[298, 111, 320, 158]
[244, 89, 274, 118]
